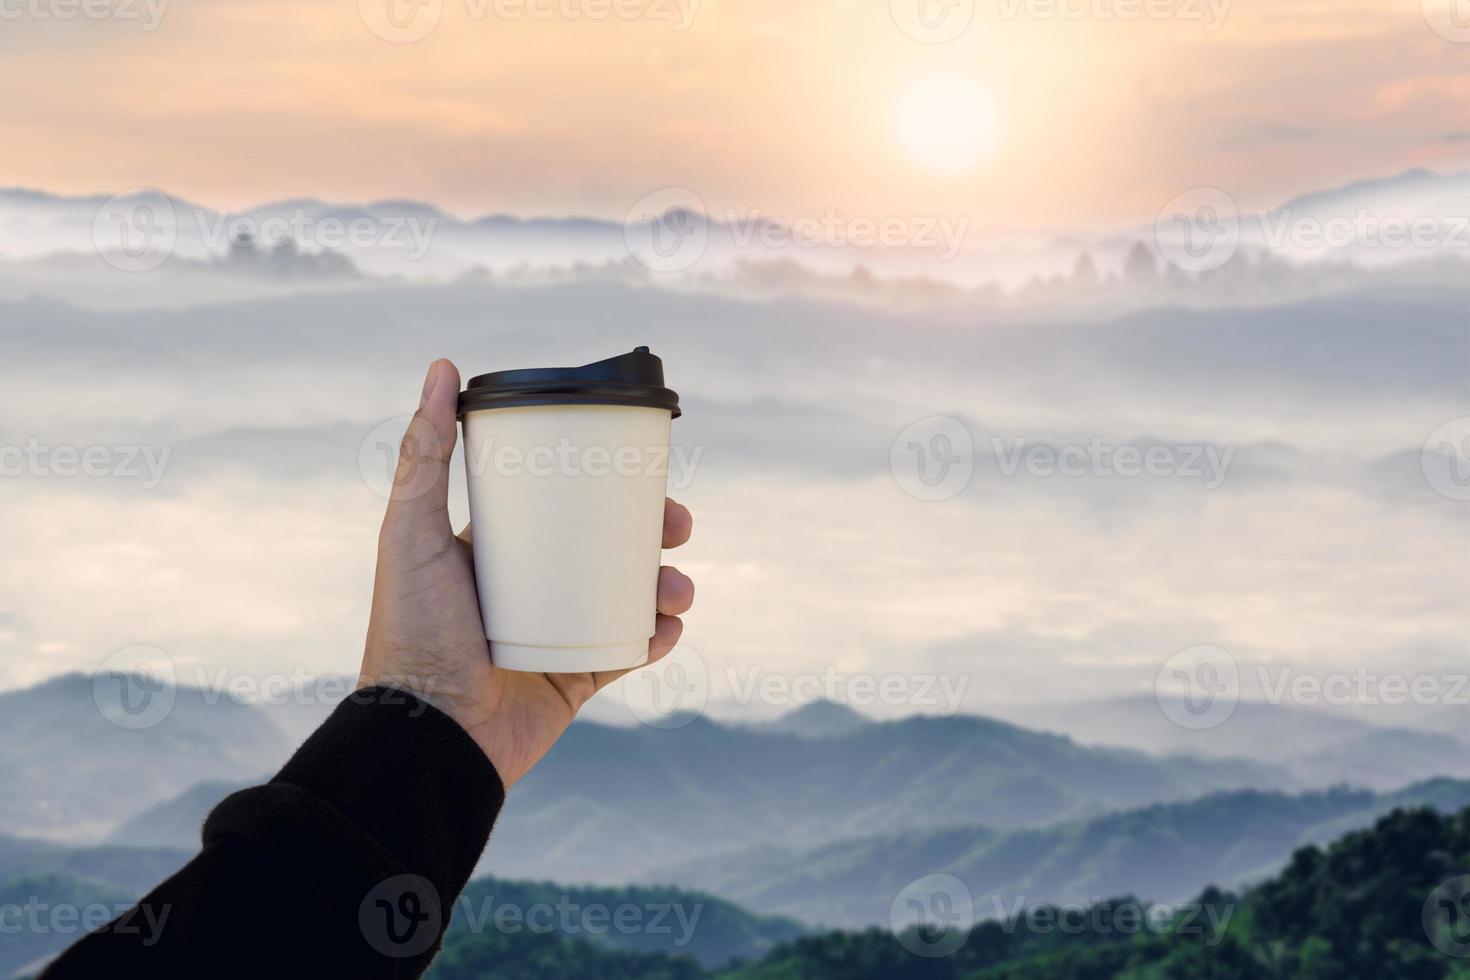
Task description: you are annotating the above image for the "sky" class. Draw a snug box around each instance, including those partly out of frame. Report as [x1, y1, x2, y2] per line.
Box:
[0, 0, 1465, 719]
[0, 0, 1466, 230]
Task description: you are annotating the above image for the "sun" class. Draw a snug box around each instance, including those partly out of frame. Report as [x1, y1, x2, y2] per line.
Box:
[897, 76, 1005, 176]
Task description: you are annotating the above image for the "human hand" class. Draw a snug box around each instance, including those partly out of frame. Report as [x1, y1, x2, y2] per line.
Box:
[357, 359, 695, 788]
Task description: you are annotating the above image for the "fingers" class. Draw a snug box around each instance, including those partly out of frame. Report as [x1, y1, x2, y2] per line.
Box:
[657, 566, 695, 616]
[663, 498, 693, 549]
[591, 614, 683, 693]
[648, 613, 683, 661]
[383, 359, 461, 534]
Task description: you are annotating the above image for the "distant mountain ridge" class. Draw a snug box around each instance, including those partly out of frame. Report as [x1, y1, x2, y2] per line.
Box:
[109, 708, 1290, 883]
[979, 696, 1470, 790]
[7, 669, 1470, 973]
[0, 834, 190, 897]
[1273, 167, 1470, 218]
[86, 677, 1289, 884]
[106, 781, 254, 849]
[442, 710, 1288, 884]
[0, 674, 291, 841]
[2, 166, 1464, 295]
[758, 700, 874, 738]
[6, 166, 1463, 239]
[652, 779, 1470, 928]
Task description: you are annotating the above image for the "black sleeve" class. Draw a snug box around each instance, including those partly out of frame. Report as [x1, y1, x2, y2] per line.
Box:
[41, 686, 506, 979]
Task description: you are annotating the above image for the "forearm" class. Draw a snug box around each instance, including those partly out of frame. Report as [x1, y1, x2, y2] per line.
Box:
[42, 687, 505, 979]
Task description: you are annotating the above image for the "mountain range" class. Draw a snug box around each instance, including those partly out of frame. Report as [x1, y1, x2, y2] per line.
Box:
[93, 693, 1287, 883]
[722, 804, 1470, 979]
[10, 669, 1468, 869]
[9, 802, 1470, 978]
[1, 167, 1464, 295]
[978, 696, 1470, 790]
[7, 673, 1470, 975]
[648, 779, 1470, 928]
[0, 674, 290, 841]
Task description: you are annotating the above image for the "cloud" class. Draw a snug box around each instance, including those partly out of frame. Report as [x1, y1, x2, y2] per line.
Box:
[0, 278, 1463, 704]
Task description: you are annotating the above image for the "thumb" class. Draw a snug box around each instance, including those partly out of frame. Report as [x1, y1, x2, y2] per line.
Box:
[383, 359, 461, 531]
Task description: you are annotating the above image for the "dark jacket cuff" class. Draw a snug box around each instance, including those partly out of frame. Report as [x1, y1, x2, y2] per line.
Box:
[206, 686, 504, 905]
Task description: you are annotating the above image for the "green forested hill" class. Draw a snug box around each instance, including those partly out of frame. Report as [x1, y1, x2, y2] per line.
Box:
[0, 872, 132, 978]
[0, 844, 803, 977]
[720, 805, 1470, 980]
[438, 878, 805, 970]
[12, 806, 1470, 978]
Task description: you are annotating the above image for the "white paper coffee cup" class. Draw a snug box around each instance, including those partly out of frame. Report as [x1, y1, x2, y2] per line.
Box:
[458, 348, 680, 674]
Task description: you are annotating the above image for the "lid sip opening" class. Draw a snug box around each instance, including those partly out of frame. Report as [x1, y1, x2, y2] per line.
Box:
[458, 348, 681, 418]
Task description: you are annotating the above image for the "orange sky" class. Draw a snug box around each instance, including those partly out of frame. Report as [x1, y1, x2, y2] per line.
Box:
[0, 0, 1466, 228]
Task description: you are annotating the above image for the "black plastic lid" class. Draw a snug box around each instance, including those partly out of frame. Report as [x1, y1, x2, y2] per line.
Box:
[458, 347, 681, 418]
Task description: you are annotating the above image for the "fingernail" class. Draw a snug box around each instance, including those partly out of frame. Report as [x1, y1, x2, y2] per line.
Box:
[419, 362, 440, 409]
